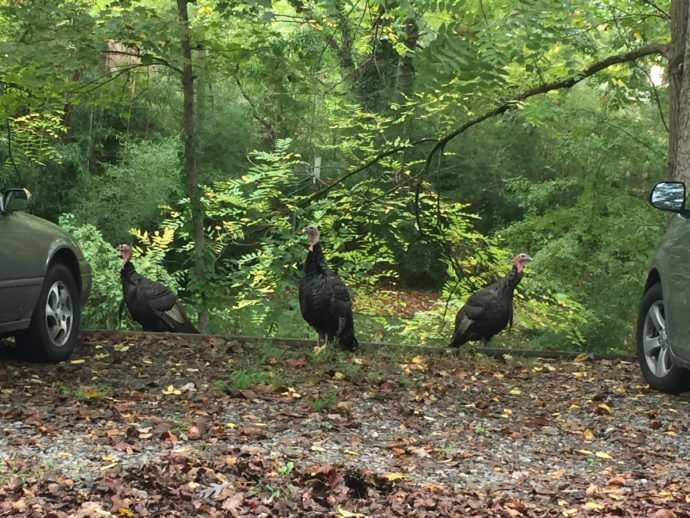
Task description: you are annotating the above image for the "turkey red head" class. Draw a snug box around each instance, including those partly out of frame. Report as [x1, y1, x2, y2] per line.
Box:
[513, 253, 532, 273]
[303, 225, 320, 251]
[118, 244, 133, 266]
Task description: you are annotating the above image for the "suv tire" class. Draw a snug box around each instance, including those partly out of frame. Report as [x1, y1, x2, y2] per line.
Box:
[636, 283, 690, 394]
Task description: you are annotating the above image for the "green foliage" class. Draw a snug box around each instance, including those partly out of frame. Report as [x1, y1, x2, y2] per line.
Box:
[71, 137, 183, 244]
[5, 112, 66, 170]
[59, 213, 186, 330]
[278, 461, 294, 476]
[59, 214, 122, 330]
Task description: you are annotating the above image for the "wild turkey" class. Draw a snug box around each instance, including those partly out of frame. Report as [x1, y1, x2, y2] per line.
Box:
[449, 253, 532, 347]
[299, 225, 359, 350]
[117, 244, 199, 333]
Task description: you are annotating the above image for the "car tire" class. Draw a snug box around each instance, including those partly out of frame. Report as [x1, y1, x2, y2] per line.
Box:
[15, 263, 81, 363]
[636, 282, 690, 394]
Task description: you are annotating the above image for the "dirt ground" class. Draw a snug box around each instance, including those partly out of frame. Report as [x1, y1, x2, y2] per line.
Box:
[0, 331, 689, 517]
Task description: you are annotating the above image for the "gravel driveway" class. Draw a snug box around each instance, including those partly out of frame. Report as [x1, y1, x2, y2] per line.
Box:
[0, 331, 689, 517]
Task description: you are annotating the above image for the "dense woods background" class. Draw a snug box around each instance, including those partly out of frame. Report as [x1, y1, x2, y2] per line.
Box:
[0, 0, 676, 352]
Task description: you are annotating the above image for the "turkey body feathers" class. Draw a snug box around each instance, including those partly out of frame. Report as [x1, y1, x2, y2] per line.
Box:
[450, 266, 523, 347]
[121, 262, 199, 333]
[299, 242, 358, 350]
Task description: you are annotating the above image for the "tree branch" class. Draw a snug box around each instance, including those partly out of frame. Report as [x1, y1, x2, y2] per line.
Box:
[640, 0, 670, 19]
[232, 69, 275, 136]
[297, 137, 437, 207]
[418, 43, 669, 184]
[104, 49, 183, 74]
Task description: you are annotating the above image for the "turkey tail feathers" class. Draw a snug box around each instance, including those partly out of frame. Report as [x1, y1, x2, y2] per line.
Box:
[160, 302, 199, 334]
[337, 312, 359, 351]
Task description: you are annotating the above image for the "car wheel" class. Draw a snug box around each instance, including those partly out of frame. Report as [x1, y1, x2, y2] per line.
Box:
[636, 283, 690, 394]
[16, 263, 81, 363]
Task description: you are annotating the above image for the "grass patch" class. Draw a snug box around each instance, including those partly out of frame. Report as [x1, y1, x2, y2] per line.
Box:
[55, 383, 112, 401]
[309, 389, 340, 412]
[215, 368, 274, 392]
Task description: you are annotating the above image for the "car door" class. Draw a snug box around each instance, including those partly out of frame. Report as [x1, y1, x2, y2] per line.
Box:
[0, 203, 44, 326]
[656, 213, 690, 362]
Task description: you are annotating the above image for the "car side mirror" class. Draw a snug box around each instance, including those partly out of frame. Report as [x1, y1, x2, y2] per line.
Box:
[649, 182, 689, 214]
[1, 188, 32, 213]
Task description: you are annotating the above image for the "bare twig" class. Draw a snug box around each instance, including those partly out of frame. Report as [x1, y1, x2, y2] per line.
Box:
[640, 0, 670, 19]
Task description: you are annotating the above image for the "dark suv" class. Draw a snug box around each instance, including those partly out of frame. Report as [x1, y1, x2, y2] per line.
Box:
[0, 188, 92, 362]
[637, 181, 690, 393]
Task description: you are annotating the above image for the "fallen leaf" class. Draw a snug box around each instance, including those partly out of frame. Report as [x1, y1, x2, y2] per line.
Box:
[595, 451, 613, 459]
[337, 506, 371, 518]
[162, 385, 182, 395]
[383, 472, 410, 481]
[285, 357, 306, 368]
[594, 403, 612, 415]
[607, 476, 627, 487]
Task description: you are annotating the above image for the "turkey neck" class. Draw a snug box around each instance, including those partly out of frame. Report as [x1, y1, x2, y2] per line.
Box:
[501, 266, 524, 292]
[303, 242, 331, 276]
[121, 260, 142, 281]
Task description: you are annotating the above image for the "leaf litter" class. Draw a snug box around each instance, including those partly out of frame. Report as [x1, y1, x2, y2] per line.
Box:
[0, 331, 689, 517]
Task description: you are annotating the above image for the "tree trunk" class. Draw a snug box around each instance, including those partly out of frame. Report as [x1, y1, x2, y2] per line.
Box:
[177, 0, 209, 333]
[668, 1, 690, 184]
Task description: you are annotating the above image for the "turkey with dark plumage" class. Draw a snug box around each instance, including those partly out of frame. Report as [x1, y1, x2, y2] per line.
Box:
[299, 226, 358, 351]
[118, 244, 199, 333]
[449, 253, 531, 347]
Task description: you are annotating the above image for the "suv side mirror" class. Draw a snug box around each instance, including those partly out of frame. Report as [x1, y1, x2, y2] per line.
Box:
[1, 188, 32, 213]
[649, 182, 688, 213]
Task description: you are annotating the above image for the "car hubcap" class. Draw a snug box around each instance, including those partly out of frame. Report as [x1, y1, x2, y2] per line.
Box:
[642, 300, 672, 378]
[45, 280, 73, 347]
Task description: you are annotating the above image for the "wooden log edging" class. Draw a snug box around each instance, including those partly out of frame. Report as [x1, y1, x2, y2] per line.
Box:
[80, 329, 636, 362]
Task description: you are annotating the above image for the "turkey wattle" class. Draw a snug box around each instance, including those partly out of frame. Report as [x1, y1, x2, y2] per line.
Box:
[118, 244, 199, 334]
[449, 253, 532, 347]
[298, 225, 358, 351]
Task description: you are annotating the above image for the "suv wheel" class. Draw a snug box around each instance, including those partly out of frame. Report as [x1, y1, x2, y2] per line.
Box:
[16, 263, 81, 362]
[636, 283, 690, 394]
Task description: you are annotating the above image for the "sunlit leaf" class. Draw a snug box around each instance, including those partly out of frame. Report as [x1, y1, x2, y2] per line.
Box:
[384, 472, 410, 481]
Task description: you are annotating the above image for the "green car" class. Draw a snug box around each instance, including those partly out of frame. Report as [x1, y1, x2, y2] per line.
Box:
[0, 188, 92, 362]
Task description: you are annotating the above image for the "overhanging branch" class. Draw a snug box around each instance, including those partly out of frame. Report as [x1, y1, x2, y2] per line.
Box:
[418, 42, 669, 183]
